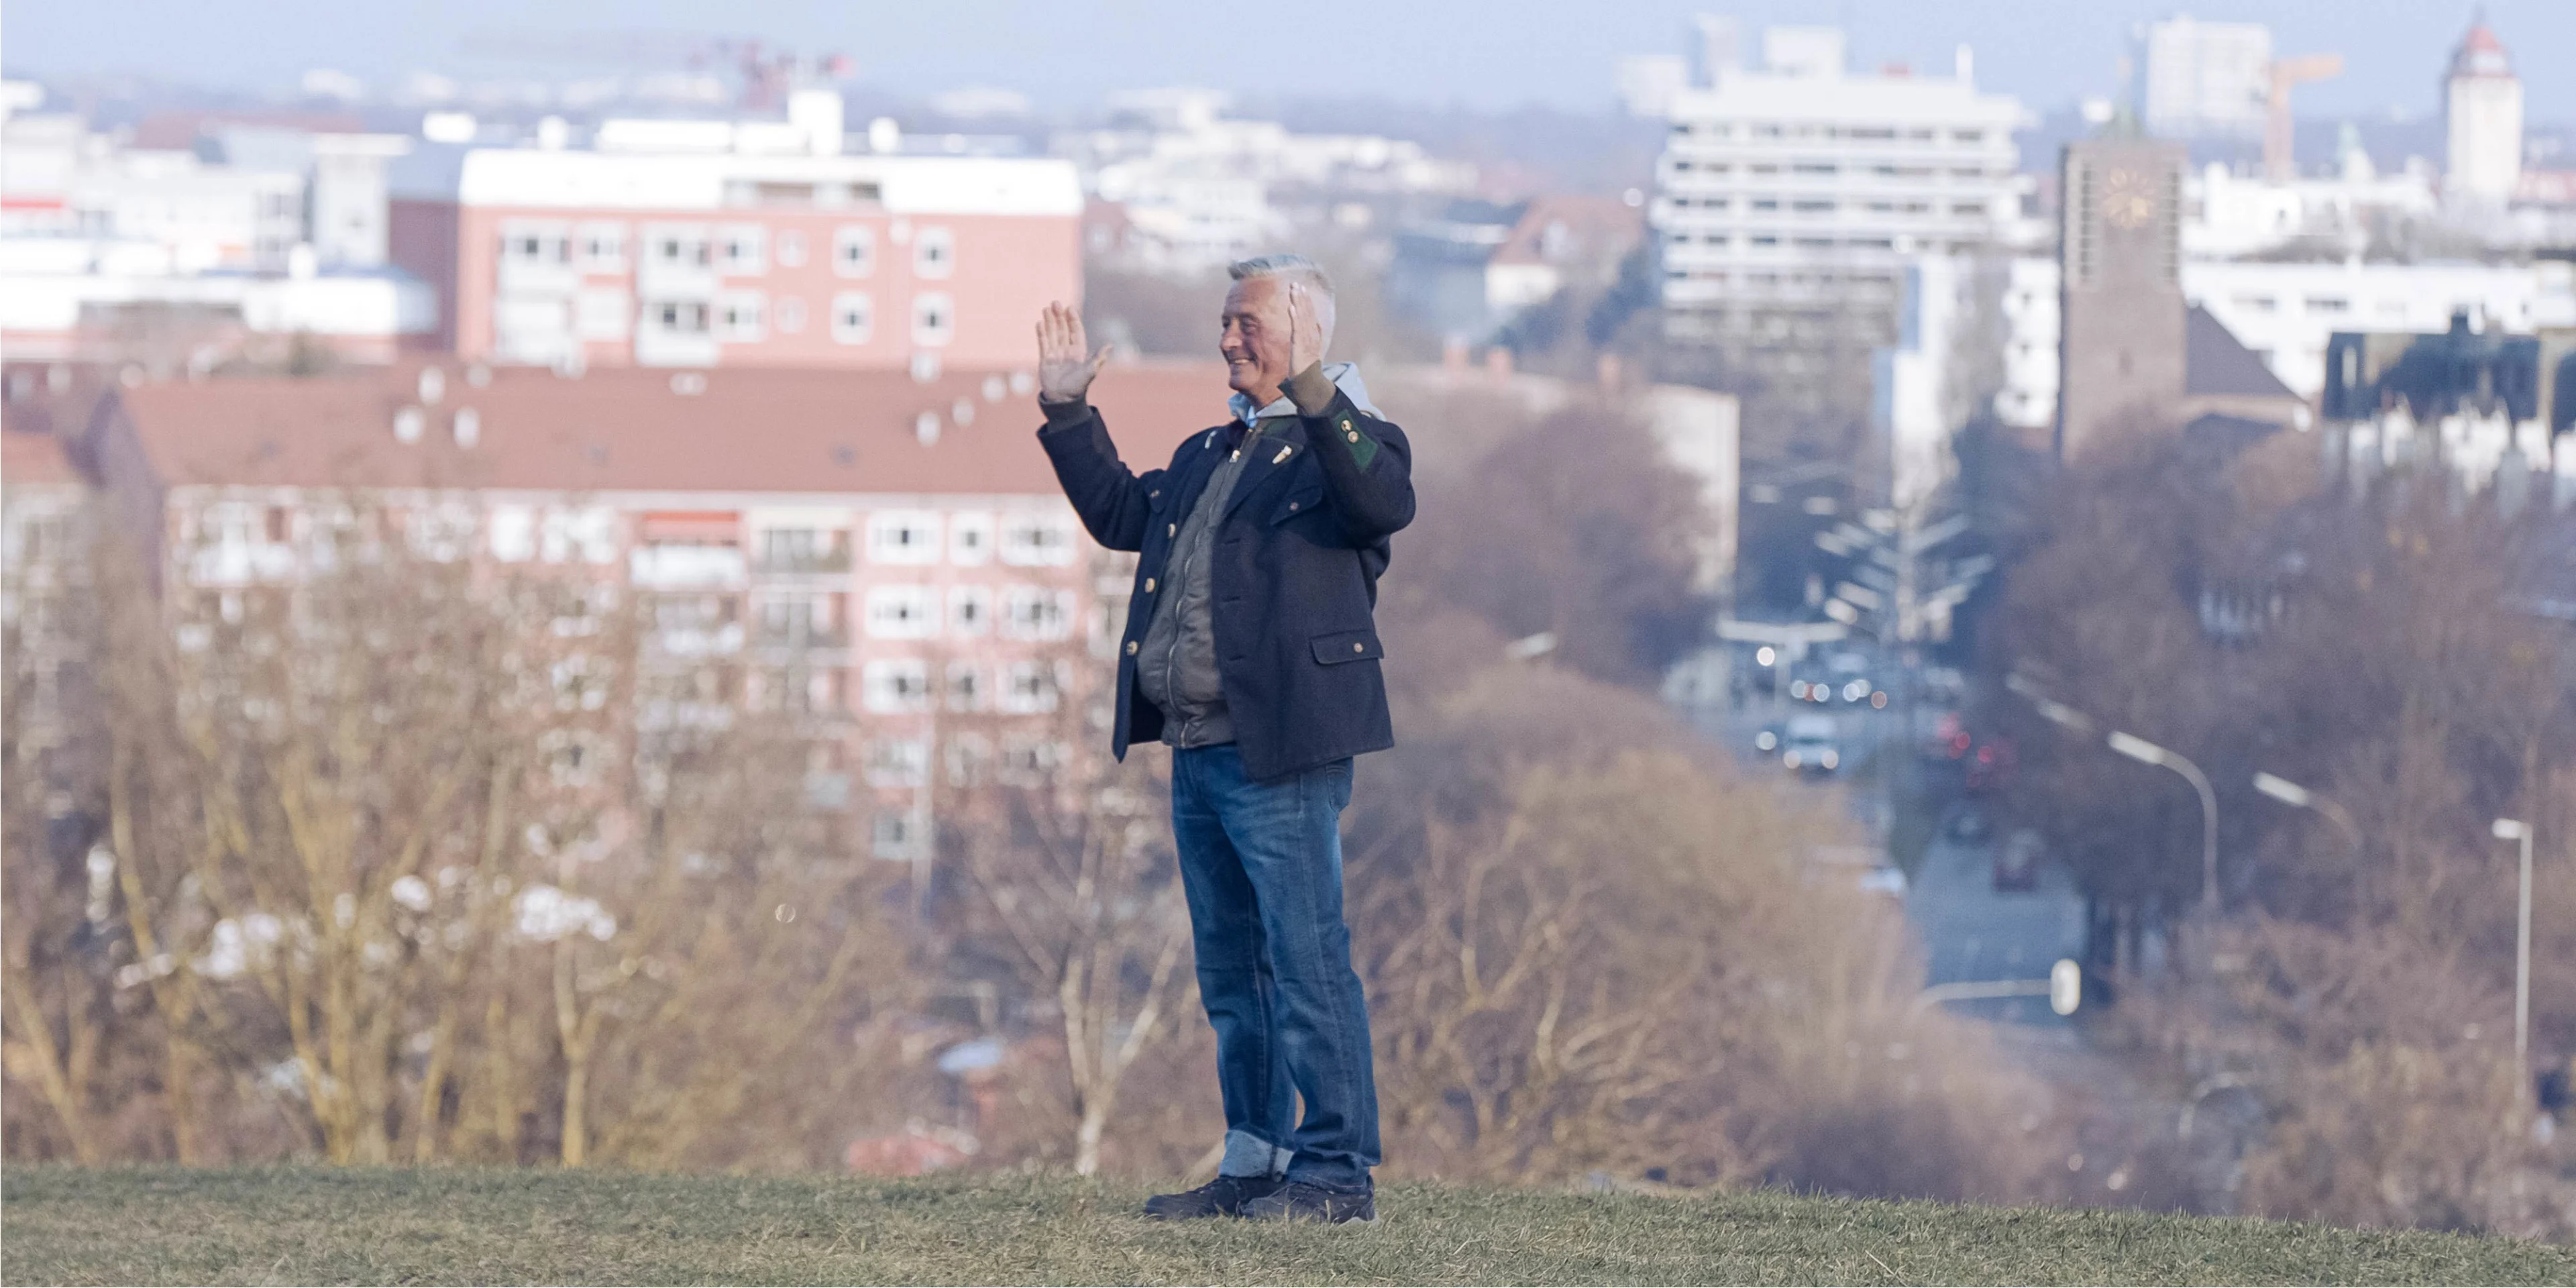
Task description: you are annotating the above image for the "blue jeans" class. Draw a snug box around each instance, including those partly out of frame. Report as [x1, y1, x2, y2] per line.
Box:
[1169, 743, 1380, 1192]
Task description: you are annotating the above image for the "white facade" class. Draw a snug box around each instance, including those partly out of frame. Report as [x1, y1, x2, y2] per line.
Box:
[2139, 16, 2272, 141]
[2186, 259, 2573, 400]
[2444, 24, 2524, 206]
[1652, 28, 2037, 333]
[2184, 152, 2440, 260]
[1988, 256, 2575, 406]
[0, 235, 437, 360]
[1871, 254, 2059, 506]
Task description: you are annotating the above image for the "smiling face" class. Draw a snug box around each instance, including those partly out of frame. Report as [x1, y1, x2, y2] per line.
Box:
[1219, 276, 1298, 400]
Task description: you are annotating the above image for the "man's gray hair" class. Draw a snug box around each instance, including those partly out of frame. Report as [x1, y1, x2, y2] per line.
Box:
[1229, 252, 1336, 354]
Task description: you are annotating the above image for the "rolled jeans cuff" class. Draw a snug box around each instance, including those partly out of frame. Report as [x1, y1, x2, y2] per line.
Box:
[1218, 1128, 1293, 1178]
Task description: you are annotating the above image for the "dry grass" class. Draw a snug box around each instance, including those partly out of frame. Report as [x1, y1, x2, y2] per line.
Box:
[5, 1167, 2571, 1285]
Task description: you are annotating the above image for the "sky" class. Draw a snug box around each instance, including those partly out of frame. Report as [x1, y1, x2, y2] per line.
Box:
[9, 0, 2572, 124]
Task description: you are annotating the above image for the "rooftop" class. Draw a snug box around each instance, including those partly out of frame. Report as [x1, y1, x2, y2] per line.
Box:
[105, 360, 1230, 498]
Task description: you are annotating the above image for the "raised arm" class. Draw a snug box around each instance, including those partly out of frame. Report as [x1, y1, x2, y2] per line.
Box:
[1031, 301, 1157, 552]
[1279, 283, 1414, 541]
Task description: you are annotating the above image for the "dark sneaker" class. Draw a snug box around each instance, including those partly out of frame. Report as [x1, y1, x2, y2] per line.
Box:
[1142, 1173, 1285, 1220]
[1240, 1180, 1376, 1224]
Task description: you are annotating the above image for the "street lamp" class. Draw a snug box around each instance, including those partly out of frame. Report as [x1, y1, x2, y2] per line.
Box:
[2108, 731, 2220, 916]
[2495, 817, 2535, 1066]
[2252, 771, 2361, 848]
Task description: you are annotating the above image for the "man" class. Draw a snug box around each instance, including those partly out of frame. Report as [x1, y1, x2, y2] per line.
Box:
[1032, 254, 1413, 1224]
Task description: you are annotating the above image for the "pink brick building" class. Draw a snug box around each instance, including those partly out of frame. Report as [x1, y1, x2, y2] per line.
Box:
[92, 358, 1228, 857]
[390, 144, 1083, 377]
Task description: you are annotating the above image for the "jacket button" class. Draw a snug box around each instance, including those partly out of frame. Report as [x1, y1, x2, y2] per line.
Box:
[1288, 501, 1299, 512]
[1353, 641, 1366, 653]
[1143, 577, 1157, 592]
[1347, 430, 1361, 442]
[1125, 641, 1138, 655]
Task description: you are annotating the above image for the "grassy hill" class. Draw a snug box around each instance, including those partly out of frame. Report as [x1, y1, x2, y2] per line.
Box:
[5, 1167, 2569, 1285]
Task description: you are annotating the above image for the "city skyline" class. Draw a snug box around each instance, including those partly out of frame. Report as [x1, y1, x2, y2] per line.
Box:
[10, 0, 2576, 125]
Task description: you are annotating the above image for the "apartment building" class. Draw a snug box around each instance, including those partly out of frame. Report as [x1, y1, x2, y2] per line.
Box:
[388, 106, 1083, 375]
[90, 360, 1227, 857]
[2137, 15, 2271, 142]
[1652, 25, 2035, 415]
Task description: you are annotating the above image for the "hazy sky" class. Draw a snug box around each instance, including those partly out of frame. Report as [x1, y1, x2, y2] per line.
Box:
[9, 0, 2571, 123]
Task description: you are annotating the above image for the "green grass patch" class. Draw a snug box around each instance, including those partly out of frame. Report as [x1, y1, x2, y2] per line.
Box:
[5, 1167, 2568, 1285]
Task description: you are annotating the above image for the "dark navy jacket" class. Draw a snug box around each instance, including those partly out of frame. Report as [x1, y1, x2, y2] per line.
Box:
[1036, 369, 1415, 782]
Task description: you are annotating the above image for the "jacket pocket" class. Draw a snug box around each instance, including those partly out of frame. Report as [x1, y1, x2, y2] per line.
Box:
[1271, 483, 1325, 525]
[1310, 628, 1383, 664]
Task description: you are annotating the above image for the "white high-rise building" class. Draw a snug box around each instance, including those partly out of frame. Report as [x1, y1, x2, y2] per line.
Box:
[2139, 15, 2273, 140]
[2443, 19, 2523, 205]
[1652, 25, 2034, 398]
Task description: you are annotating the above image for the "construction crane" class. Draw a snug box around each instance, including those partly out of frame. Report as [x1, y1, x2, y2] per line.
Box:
[2264, 53, 2343, 184]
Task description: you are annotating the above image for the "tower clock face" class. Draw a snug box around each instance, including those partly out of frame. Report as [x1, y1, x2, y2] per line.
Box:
[2102, 168, 2156, 230]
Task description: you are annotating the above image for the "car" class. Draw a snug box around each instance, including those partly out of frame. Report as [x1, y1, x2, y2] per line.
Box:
[1782, 713, 1841, 774]
[1994, 828, 2045, 892]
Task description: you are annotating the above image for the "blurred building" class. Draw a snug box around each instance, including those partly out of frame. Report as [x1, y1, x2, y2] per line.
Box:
[2322, 319, 2576, 509]
[87, 360, 1226, 858]
[2182, 132, 2440, 260]
[1056, 88, 1476, 276]
[1651, 25, 2037, 417]
[2444, 19, 2524, 206]
[0, 86, 435, 367]
[2137, 15, 2272, 142]
[2056, 136, 2186, 458]
[1387, 195, 1645, 344]
[388, 92, 1082, 374]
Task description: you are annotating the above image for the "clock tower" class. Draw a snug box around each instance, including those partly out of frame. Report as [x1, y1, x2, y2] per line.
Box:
[2056, 136, 2186, 458]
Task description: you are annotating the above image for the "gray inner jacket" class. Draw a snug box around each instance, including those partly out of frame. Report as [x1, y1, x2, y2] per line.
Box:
[1136, 363, 1381, 748]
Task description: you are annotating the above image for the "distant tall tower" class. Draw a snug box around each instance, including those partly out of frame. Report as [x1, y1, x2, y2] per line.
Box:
[2139, 15, 2272, 140]
[2444, 18, 2524, 205]
[2057, 137, 2186, 459]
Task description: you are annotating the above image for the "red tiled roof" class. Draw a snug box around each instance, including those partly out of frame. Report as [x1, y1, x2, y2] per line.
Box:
[2, 427, 85, 488]
[109, 361, 1234, 496]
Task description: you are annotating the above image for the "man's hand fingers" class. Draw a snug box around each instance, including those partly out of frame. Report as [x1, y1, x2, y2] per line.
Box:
[1087, 343, 1115, 378]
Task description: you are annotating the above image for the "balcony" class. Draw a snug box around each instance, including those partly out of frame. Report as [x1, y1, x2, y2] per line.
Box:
[630, 543, 746, 590]
[753, 625, 852, 656]
[752, 549, 855, 578]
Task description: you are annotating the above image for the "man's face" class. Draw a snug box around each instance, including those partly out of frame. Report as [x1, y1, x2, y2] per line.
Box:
[1220, 276, 1295, 398]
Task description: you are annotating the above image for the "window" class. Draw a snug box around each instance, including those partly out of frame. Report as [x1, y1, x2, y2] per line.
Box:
[2304, 297, 2351, 314]
[653, 231, 709, 268]
[577, 222, 627, 271]
[863, 659, 932, 713]
[1750, 199, 1780, 211]
[999, 661, 1063, 714]
[865, 584, 938, 638]
[1951, 129, 1985, 145]
[863, 737, 929, 788]
[1792, 162, 1836, 176]
[714, 291, 765, 342]
[947, 661, 985, 712]
[717, 224, 766, 274]
[1792, 199, 1834, 213]
[830, 292, 873, 344]
[997, 735, 1063, 783]
[539, 507, 618, 565]
[912, 292, 954, 347]
[866, 510, 941, 564]
[949, 585, 991, 635]
[871, 810, 917, 858]
[833, 225, 875, 276]
[648, 300, 710, 334]
[757, 665, 839, 714]
[948, 511, 994, 565]
[1000, 513, 1075, 566]
[758, 593, 835, 643]
[913, 226, 954, 278]
[2236, 295, 2279, 314]
[502, 226, 570, 265]
[1000, 586, 1074, 641]
[777, 229, 807, 267]
[1951, 202, 1987, 217]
